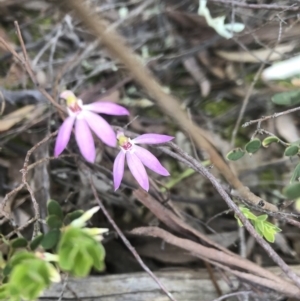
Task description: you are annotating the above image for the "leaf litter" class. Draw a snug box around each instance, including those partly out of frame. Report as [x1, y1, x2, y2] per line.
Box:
[1, 1, 300, 300]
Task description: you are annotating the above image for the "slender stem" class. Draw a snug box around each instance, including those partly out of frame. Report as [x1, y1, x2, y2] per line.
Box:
[243, 106, 300, 128]
[160, 143, 300, 289]
[89, 176, 178, 301]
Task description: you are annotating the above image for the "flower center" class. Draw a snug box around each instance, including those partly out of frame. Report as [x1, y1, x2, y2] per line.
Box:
[68, 101, 82, 113]
[63, 92, 83, 114]
[117, 134, 133, 151]
[121, 141, 132, 151]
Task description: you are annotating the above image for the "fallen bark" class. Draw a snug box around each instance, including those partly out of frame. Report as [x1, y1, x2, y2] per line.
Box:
[41, 266, 300, 301]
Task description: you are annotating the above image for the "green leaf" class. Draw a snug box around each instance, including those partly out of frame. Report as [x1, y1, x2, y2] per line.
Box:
[254, 221, 264, 237]
[283, 182, 300, 199]
[264, 221, 281, 233]
[290, 163, 300, 183]
[86, 243, 105, 271]
[64, 210, 84, 225]
[9, 252, 35, 268]
[239, 206, 250, 213]
[60, 227, 80, 242]
[0, 252, 4, 270]
[262, 222, 280, 243]
[245, 138, 261, 154]
[46, 215, 63, 229]
[263, 228, 275, 243]
[58, 228, 81, 271]
[256, 214, 268, 222]
[236, 217, 243, 227]
[272, 90, 300, 106]
[30, 234, 44, 251]
[262, 136, 279, 148]
[284, 145, 299, 157]
[226, 148, 245, 161]
[244, 211, 257, 221]
[73, 249, 93, 277]
[57, 227, 106, 277]
[3, 264, 11, 278]
[41, 229, 60, 250]
[240, 206, 257, 220]
[35, 261, 51, 285]
[59, 245, 78, 271]
[10, 238, 28, 249]
[8, 259, 51, 301]
[95, 260, 105, 272]
[47, 199, 63, 220]
[0, 284, 9, 299]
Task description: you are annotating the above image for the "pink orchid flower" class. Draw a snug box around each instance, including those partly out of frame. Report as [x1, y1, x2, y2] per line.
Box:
[113, 132, 174, 191]
[54, 90, 129, 163]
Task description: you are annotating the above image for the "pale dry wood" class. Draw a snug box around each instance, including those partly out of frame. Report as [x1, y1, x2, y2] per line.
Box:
[41, 266, 300, 301]
[41, 270, 235, 301]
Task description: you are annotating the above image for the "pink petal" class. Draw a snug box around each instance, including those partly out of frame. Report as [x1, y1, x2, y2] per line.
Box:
[126, 152, 149, 191]
[82, 110, 116, 147]
[54, 116, 76, 157]
[83, 102, 129, 115]
[113, 151, 125, 191]
[134, 145, 169, 176]
[75, 118, 95, 163]
[133, 134, 174, 145]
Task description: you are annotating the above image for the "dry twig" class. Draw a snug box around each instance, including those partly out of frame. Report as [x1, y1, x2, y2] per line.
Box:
[20, 131, 58, 237]
[210, 0, 300, 11]
[115, 127, 300, 279]
[0, 22, 62, 112]
[154, 143, 300, 288]
[131, 226, 300, 297]
[89, 177, 177, 301]
[243, 106, 300, 128]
